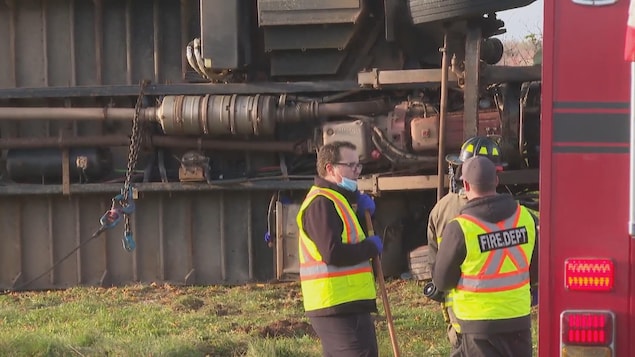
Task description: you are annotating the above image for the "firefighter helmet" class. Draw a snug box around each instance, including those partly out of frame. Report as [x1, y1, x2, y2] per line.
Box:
[445, 136, 502, 166]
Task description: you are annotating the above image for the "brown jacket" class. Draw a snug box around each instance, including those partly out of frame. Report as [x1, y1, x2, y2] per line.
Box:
[426, 191, 468, 273]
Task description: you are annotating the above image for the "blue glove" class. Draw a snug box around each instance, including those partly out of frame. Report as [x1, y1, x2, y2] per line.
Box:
[365, 235, 383, 255]
[356, 192, 376, 216]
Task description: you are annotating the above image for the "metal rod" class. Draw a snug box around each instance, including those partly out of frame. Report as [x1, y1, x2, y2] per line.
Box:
[437, 31, 449, 202]
[0, 107, 154, 121]
[0, 135, 305, 152]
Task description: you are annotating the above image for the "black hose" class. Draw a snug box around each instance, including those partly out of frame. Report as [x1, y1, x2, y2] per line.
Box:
[371, 126, 437, 166]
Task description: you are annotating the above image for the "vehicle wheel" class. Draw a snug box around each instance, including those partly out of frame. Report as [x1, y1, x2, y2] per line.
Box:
[408, 0, 536, 24]
[408, 245, 432, 281]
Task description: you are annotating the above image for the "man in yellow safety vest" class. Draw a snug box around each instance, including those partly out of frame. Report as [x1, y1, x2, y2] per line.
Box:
[296, 141, 383, 357]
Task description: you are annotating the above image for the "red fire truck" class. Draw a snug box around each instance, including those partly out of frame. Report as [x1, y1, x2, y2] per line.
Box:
[539, 0, 631, 356]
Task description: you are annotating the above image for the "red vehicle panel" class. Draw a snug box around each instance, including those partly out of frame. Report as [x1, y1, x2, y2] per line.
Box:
[541, 0, 632, 356]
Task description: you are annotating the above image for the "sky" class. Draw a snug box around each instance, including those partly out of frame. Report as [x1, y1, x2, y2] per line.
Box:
[497, 0, 544, 40]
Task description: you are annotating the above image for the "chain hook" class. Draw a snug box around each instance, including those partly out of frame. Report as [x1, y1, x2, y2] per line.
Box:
[123, 230, 136, 252]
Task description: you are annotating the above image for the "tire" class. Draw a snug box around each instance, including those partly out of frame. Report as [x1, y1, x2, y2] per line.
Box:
[408, 0, 536, 25]
[408, 245, 433, 281]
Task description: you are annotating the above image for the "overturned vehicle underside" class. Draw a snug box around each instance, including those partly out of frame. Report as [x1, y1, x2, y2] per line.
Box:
[0, 0, 540, 290]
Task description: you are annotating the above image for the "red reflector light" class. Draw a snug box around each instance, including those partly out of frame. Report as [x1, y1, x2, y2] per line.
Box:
[561, 311, 614, 346]
[564, 258, 614, 291]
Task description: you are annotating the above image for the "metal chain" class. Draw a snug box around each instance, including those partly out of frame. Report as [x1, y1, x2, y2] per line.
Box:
[122, 80, 149, 250]
[124, 80, 149, 200]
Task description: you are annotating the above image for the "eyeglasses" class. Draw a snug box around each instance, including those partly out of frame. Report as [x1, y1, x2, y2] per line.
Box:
[333, 162, 363, 170]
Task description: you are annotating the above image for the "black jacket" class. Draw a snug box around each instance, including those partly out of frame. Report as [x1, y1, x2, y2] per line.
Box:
[300, 177, 379, 317]
[433, 193, 539, 334]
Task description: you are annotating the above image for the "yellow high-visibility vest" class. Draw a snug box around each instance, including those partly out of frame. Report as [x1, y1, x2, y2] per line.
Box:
[445, 205, 536, 331]
[296, 186, 376, 312]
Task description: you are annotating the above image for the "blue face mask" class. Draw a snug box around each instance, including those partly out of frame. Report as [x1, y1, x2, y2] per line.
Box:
[337, 177, 358, 192]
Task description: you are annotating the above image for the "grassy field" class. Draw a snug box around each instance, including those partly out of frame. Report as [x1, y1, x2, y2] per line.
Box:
[0, 279, 537, 356]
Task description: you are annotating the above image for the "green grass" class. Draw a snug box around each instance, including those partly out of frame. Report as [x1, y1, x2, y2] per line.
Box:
[0, 280, 537, 356]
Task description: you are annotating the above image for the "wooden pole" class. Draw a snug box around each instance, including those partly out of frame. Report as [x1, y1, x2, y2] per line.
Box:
[365, 210, 400, 357]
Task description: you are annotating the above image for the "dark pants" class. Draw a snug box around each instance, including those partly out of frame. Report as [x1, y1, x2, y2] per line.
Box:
[309, 313, 378, 357]
[450, 329, 532, 357]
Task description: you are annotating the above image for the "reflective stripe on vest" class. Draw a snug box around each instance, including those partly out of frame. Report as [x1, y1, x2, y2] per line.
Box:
[299, 260, 372, 280]
[456, 206, 530, 292]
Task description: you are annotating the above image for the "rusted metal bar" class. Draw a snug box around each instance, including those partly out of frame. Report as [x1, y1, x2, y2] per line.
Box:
[437, 31, 449, 202]
[0, 135, 307, 152]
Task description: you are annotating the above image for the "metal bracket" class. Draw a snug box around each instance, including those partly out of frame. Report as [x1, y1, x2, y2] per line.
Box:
[62, 148, 70, 195]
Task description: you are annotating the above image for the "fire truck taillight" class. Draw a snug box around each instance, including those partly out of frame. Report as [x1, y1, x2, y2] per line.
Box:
[564, 258, 614, 291]
[560, 311, 615, 357]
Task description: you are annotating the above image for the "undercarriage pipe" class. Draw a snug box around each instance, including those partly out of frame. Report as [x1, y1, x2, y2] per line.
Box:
[0, 107, 156, 121]
[0, 96, 390, 137]
[0, 135, 307, 153]
[277, 98, 389, 123]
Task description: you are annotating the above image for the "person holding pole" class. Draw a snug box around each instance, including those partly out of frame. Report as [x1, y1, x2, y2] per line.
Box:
[296, 141, 383, 357]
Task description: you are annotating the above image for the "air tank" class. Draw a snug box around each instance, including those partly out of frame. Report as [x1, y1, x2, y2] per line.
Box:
[6, 148, 113, 184]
